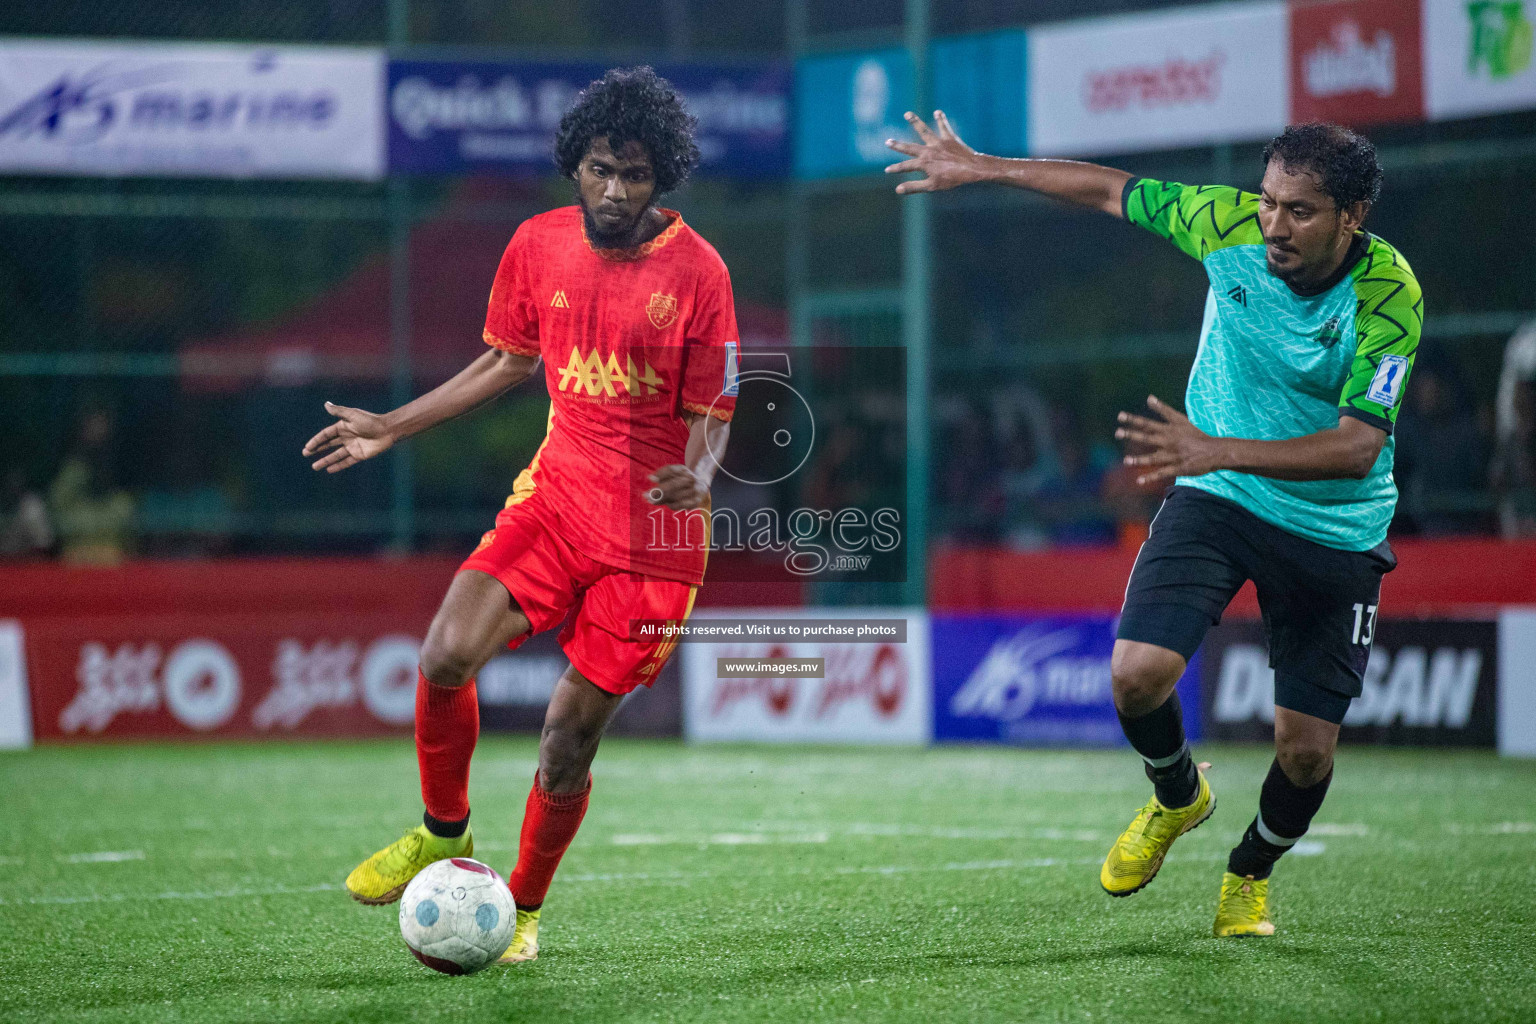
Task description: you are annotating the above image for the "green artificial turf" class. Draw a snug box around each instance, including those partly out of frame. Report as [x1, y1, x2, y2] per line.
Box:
[1, 739, 1533, 1023]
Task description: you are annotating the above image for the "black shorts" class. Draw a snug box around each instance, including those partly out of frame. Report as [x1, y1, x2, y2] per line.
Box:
[1117, 486, 1396, 724]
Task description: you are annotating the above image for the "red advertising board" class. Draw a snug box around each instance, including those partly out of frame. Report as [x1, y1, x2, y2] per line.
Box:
[3, 558, 459, 742]
[23, 615, 425, 741]
[930, 537, 1536, 614]
[1290, 0, 1425, 126]
[0, 555, 800, 744]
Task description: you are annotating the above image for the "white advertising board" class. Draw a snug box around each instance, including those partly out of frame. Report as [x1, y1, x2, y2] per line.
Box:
[1499, 607, 1536, 757]
[681, 607, 931, 744]
[1424, 0, 1536, 120]
[0, 41, 384, 179]
[0, 620, 32, 750]
[1027, 1, 1287, 157]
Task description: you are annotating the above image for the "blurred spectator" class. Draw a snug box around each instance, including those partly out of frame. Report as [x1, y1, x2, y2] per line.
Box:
[0, 469, 53, 558]
[992, 385, 1056, 549]
[48, 408, 136, 565]
[1394, 363, 1490, 536]
[1492, 320, 1536, 538]
[1034, 406, 1117, 546]
[933, 398, 1003, 541]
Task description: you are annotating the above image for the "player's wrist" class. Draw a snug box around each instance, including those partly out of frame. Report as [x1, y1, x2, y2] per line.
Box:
[971, 153, 1009, 185]
[377, 409, 407, 445]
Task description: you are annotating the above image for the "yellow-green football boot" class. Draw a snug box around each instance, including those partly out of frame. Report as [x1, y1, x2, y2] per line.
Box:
[1213, 872, 1276, 937]
[497, 908, 541, 963]
[345, 824, 472, 905]
[1100, 765, 1215, 897]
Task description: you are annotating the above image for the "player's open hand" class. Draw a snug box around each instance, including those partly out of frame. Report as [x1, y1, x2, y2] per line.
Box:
[302, 401, 396, 474]
[1116, 396, 1228, 486]
[885, 111, 982, 194]
[647, 465, 708, 511]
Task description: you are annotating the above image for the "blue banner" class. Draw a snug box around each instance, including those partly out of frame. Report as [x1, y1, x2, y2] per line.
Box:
[387, 59, 789, 178]
[794, 48, 913, 179]
[931, 30, 1028, 158]
[932, 614, 1201, 746]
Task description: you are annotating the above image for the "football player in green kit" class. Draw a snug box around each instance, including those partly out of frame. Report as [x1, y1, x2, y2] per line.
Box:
[888, 117, 1421, 937]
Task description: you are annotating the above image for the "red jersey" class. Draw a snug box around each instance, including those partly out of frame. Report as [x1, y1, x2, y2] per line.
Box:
[482, 206, 738, 585]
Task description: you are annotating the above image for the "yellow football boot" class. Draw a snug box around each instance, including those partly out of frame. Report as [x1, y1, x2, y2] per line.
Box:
[1100, 766, 1215, 897]
[497, 908, 541, 963]
[344, 824, 472, 905]
[1213, 872, 1276, 937]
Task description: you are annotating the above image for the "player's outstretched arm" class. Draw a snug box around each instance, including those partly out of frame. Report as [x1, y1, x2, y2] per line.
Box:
[1116, 396, 1387, 485]
[885, 111, 1131, 217]
[648, 411, 730, 511]
[303, 349, 538, 474]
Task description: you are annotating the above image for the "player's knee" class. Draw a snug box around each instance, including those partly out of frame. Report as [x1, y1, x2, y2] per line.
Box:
[418, 632, 477, 688]
[1275, 739, 1333, 787]
[1111, 643, 1182, 717]
[537, 723, 599, 793]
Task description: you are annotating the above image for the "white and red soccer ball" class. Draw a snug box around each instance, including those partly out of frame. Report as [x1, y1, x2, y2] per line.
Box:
[398, 858, 517, 975]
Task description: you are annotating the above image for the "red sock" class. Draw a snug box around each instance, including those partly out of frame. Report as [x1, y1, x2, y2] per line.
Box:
[414, 670, 479, 824]
[507, 772, 591, 910]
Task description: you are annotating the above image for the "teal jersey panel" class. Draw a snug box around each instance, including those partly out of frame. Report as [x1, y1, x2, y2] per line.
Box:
[1125, 178, 1422, 551]
[1178, 243, 1397, 551]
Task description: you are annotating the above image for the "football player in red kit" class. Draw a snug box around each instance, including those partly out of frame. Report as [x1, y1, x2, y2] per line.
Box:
[302, 67, 738, 963]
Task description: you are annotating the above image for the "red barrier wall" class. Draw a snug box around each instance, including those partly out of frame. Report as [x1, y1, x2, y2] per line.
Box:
[930, 538, 1536, 615]
[0, 554, 801, 744]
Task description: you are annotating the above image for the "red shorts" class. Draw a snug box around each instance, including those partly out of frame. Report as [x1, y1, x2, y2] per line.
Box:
[458, 489, 697, 695]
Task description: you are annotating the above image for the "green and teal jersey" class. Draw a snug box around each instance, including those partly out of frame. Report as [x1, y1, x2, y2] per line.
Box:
[1123, 177, 1424, 551]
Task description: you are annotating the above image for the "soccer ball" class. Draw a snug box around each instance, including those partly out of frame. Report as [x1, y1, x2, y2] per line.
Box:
[398, 858, 517, 975]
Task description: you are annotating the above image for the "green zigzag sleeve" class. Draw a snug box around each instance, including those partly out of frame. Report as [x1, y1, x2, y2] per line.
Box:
[1122, 178, 1264, 261]
[1339, 241, 1424, 434]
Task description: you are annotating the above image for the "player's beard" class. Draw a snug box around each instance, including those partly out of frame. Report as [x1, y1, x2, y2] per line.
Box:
[579, 195, 653, 249]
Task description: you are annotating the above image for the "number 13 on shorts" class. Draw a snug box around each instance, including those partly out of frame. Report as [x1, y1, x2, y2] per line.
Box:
[1351, 603, 1378, 646]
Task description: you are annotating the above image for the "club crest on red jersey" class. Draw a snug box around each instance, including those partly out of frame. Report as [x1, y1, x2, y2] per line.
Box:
[646, 292, 679, 329]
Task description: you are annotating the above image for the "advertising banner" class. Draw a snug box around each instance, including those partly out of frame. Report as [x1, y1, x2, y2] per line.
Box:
[1498, 608, 1536, 757]
[0, 41, 384, 180]
[1289, 0, 1425, 126]
[1027, 2, 1287, 157]
[388, 59, 789, 178]
[1203, 619, 1498, 746]
[680, 608, 930, 743]
[931, 30, 1029, 158]
[477, 626, 682, 738]
[1424, 0, 1536, 120]
[931, 614, 1201, 746]
[0, 621, 30, 749]
[794, 49, 914, 178]
[21, 613, 420, 741]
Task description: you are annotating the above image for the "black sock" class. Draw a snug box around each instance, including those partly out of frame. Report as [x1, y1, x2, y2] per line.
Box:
[423, 809, 470, 839]
[1118, 693, 1198, 808]
[1227, 759, 1332, 880]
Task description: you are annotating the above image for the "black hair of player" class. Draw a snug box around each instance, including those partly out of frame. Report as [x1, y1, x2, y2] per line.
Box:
[1262, 123, 1383, 214]
[554, 66, 700, 195]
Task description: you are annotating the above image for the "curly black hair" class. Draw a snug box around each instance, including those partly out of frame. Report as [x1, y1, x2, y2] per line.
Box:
[1262, 122, 1383, 213]
[554, 66, 700, 195]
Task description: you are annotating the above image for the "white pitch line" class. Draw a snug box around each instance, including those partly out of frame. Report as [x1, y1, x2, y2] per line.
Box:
[606, 824, 1106, 847]
[1445, 821, 1535, 835]
[611, 832, 830, 847]
[0, 882, 342, 907]
[0, 855, 1115, 907]
[57, 851, 145, 864]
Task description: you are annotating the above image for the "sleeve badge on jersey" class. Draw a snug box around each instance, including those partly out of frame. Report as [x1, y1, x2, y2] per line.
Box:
[1366, 354, 1409, 408]
[723, 341, 740, 396]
